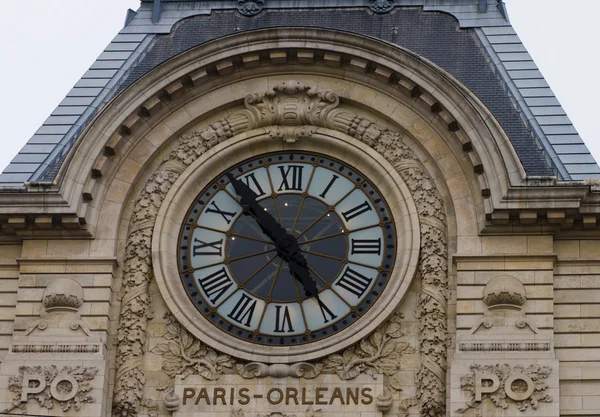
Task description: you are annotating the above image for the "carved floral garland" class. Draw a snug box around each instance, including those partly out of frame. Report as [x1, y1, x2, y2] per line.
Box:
[152, 313, 235, 386]
[113, 81, 447, 417]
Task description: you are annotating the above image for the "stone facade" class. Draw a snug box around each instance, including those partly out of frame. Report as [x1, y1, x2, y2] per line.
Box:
[0, 12, 599, 417]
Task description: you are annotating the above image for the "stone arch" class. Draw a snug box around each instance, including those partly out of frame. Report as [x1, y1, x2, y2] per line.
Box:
[59, 28, 523, 239]
[113, 80, 447, 417]
[49, 28, 529, 417]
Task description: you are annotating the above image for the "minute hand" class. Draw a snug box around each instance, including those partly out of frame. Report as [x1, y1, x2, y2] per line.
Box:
[226, 173, 320, 298]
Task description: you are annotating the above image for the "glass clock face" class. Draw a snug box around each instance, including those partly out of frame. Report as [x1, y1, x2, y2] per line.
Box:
[178, 152, 396, 346]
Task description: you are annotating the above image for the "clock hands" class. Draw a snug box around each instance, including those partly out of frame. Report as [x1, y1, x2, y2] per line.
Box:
[226, 173, 320, 299]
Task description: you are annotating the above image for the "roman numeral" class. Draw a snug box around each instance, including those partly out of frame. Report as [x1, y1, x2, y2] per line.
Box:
[198, 267, 233, 304]
[192, 238, 223, 256]
[335, 267, 373, 298]
[351, 238, 381, 255]
[319, 175, 339, 198]
[205, 201, 237, 224]
[317, 298, 338, 324]
[274, 305, 294, 333]
[277, 165, 304, 191]
[227, 294, 257, 327]
[242, 173, 266, 197]
[341, 201, 373, 222]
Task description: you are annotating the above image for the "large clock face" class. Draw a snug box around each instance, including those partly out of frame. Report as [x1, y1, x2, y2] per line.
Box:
[178, 152, 396, 346]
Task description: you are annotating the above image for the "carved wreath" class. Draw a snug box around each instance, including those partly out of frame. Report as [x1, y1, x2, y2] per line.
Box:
[113, 81, 448, 417]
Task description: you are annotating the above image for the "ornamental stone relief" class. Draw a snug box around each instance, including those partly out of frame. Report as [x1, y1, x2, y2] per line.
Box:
[3, 365, 98, 414]
[113, 81, 447, 417]
[457, 364, 553, 413]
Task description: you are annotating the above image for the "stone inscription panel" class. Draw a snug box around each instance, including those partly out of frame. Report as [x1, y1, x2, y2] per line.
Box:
[174, 373, 384, 416]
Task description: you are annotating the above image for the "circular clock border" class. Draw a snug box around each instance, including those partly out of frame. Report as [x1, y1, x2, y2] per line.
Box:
[152, 129, 420, 364]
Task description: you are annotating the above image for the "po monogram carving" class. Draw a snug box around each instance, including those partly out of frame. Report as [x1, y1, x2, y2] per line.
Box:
[4, 365, 98, 414]
[457, 364, 553, 413]
[113, 81, 447, 417]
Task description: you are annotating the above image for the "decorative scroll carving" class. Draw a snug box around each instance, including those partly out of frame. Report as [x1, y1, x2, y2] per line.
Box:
[113, 81, 447, 416]
[244, 81, 339, 129]
[3, 365, 98, 414]
[237, 362, 323, 379]
[232, 407, 322, 417]
[369, 0, 395, 14]
[238, 0, 265, 16]
[322, 312, 413, 393]
[457, 364, 553, 413]
[152, 313, 235, 382]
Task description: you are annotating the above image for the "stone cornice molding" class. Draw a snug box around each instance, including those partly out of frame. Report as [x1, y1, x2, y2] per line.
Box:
[1, 29, 598, 237]
[57, 28, 513, 222]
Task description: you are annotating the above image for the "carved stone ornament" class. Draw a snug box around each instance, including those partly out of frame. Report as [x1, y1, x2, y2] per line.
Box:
[483, 275, 527, 308]
[369, 0, 395, 13]
[457, 364, 553, 413]
[237, 362, 323, 379]
[238, 0, 265, 16]
[3, 365, 98, 414]
[322, 312, 414, 393]
[470, 275, 538, 335]
[232, 406, 322, 417]
[113, 81, 447, 417]
[42, 278, 84, 311]
[152, 313, 235, 386]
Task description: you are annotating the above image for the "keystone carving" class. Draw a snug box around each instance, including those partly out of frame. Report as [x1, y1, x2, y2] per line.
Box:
[4, 365, 98, 414]
[244, 80, 340, 129]
[457, 364, 553, 413]
[113, 81, 447, 417]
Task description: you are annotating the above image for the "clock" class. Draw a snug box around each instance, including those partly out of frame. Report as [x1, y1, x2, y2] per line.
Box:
[177, 151, 397, 346]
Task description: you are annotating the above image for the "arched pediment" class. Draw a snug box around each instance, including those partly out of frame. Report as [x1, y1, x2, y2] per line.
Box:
[58, 27, 524, 238]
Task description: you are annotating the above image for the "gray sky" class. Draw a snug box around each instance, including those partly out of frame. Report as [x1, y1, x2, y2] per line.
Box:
[0, 0, 598, 176]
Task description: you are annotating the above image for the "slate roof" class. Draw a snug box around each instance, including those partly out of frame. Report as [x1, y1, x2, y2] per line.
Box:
[1, 0, 597, 187]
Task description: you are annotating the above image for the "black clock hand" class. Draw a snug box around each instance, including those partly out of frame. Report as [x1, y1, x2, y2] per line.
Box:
[287, 254, 320, 299]
[226, 173, 320, 299]
[226, 173, 286, 242]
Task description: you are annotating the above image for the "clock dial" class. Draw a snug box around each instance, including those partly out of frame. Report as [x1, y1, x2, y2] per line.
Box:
[178, 152, 396, 346]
